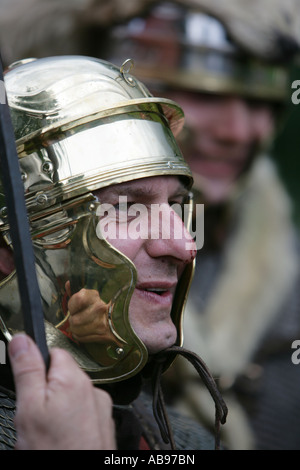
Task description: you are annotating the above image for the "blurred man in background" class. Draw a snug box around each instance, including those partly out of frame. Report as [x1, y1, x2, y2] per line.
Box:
[104, 0, 300, 449]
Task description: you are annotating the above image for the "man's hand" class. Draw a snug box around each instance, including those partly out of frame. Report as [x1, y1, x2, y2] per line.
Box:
[66, 281, 120, 345]
[8, 334, 116, 450]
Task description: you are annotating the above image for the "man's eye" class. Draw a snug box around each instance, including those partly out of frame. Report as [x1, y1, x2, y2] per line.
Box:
[113, 201, 138, 212]
[170, 200, 184, 214]
[170, 199, 184, 206]
[113, 202, 128, 211]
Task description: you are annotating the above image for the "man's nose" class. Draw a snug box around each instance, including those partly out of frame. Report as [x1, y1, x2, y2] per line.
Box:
[213, 97, 252, 143]
[146, 204, 197, 264]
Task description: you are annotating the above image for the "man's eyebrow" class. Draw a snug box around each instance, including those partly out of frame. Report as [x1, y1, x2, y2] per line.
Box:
[172, 187, 190, 199]
[94, 180, 190, 201]
[111, 183, 189, 199]
[110, 184, 155, 198]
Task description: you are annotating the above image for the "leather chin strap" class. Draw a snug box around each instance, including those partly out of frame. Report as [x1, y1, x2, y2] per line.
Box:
[151, 346, 228, 450]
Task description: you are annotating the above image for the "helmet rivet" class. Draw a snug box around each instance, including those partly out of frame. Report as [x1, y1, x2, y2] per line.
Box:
[127, 76, 134, 85]
[21, 171, 27, 181]
[89, 203, 96, 211]
[0, 207, 7, 217]
[116, 347, 124, 356]
[42, 161, 53, 174]
[35, 193, 48, 206]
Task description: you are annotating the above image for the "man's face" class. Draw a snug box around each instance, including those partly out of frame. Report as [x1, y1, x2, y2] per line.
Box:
[164, 90, 275, 204]
[94, 176, 196, 354]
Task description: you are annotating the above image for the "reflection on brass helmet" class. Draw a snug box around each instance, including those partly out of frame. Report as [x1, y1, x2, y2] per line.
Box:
[0, 55, 194, 383]
[108, 2, 289, 102]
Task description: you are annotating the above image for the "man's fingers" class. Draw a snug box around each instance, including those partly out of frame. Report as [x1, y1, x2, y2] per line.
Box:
[68, 288, 102, 315]
[46, 347, 87, 393]
[8, 334, 117, 450]
[8, 334, 46, 404]
[94, 388, 116, 449]
[65, 280, 71, 297]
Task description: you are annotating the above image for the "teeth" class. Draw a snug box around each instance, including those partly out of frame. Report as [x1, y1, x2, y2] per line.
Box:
[145, 288, 166, 293]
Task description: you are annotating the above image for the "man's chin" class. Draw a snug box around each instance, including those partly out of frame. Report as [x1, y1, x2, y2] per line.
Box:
[144, 333, 177, 356]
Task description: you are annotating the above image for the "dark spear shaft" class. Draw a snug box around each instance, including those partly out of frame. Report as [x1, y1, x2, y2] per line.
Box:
[0, 59, 50, 368]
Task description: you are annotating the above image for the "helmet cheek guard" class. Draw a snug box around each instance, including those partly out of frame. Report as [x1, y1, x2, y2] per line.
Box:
[0, 55, 194, 383]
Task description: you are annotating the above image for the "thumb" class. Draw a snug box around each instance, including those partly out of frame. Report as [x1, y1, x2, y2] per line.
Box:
[8, 334, 47, 403]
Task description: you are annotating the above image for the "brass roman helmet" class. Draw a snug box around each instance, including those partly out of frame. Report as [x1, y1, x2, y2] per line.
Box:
[107, 2, 289, 102]
[0, 55, 194, 383]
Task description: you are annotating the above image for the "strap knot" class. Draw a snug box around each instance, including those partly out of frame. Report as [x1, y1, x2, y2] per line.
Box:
[151, 346, 228, 450]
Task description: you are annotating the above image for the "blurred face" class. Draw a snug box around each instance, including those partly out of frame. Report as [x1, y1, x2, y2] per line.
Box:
[95, 176, 196, 354]
[164, 91, 275, 204]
